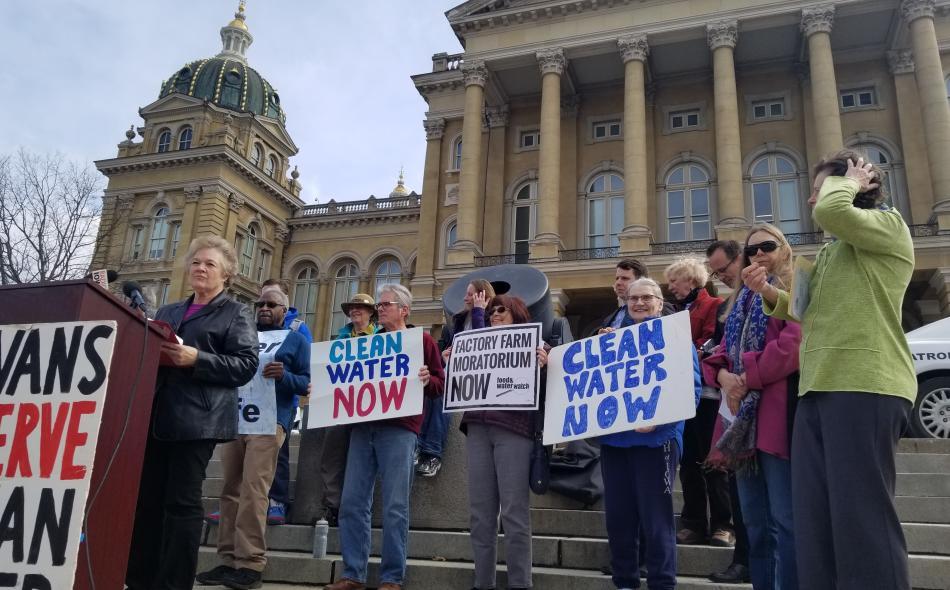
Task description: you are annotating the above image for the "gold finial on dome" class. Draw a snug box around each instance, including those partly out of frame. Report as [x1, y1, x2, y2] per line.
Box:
[390, 167, 409, 197]
[228, 0, 248, 31]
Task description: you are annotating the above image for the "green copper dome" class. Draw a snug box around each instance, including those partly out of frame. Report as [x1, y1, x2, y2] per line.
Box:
[158, 57, 286, 124]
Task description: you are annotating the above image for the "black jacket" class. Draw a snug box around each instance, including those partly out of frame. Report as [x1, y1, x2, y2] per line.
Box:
[152, 290, 259, 442]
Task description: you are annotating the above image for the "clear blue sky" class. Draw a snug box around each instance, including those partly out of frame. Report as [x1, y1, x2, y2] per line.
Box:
[0, 1, 462, 203]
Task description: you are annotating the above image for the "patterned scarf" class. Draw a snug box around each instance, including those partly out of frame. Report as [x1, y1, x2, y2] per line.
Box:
[715, 284, 770, 471]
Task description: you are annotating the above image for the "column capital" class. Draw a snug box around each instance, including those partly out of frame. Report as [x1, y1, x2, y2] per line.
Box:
[461, 59, 488, 88]
[536, 48, 566, 76]
[901, 0, 936, 23]
[801, 5, 835, 37]
[275, 223, 290, 242]
[618, 34, 649, 63]
[423, 117, 445, 140]
[228, 194, 246, 212]
[183, 185, 202, 203]
[887, 49, 916, 75]
[561, 94, 581, 119]
[706, 20, 738, 51]
[485, 105, 510, 128]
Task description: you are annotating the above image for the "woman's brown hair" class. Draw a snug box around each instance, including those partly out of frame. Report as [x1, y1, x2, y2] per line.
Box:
[488, 294, 531, 324]
[469, 278, 497, 300]
[813, 148, 888, 209]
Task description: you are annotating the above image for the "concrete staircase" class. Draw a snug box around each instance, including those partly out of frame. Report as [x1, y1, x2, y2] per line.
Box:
[196, 433, 950, 590]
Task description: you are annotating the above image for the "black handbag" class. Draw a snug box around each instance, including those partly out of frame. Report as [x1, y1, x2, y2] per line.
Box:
[529, 433, 550, 495]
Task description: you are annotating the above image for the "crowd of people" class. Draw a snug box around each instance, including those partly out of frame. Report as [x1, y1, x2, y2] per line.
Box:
[124, 151, 918, 590]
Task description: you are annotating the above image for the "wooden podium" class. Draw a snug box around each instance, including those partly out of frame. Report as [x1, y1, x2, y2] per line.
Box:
[0, 279, 165, 590]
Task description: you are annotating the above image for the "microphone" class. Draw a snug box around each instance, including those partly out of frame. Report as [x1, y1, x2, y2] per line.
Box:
[122, 281, 148, 312]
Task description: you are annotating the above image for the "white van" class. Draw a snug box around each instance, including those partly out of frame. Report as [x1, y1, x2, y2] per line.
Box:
[906, 317, 950, 438]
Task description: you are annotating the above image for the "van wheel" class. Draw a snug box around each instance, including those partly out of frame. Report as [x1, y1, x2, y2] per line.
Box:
[909, 376, 950, 439]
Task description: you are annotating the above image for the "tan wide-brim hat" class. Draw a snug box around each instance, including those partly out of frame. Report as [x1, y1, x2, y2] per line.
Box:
[341, 293, 375, 314]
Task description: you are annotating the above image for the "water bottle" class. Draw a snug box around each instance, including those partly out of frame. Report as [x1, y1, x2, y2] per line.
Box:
[312, 518, 328, 558]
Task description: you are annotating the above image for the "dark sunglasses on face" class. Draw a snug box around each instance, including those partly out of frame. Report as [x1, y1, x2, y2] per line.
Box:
[254, 301, 285, 309]
[744, 240, 779, 257]
[489, 305, 508, 315]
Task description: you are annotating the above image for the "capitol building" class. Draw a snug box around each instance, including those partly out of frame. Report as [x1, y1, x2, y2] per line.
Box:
[93, 0, 950, 338]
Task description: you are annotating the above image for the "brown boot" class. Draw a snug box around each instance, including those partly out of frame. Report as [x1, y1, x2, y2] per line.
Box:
[323, 579, 366, 590]
[378, 584, 402, 590]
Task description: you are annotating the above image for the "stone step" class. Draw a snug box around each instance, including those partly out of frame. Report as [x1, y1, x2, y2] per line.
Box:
[204, 520, 950, 563]
[898, 438, 950, 454]
[898, 453, 950, 473]
[195, 546, 950, 590]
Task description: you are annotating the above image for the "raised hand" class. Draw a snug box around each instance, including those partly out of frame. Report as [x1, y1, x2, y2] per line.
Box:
[844, 156, 880, 193]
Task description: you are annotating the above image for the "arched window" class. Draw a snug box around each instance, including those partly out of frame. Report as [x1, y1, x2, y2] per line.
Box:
[239, 225, 257, 276]
[853, 144, 896, 207]
[251, 144, 263, 168]
[586, 173, 625, 248]
[749, 154, 802, 234]
[452, 137, 463, 170]
[178, 127, 193, 150]
[374, 259, 402, 298]
[447, 222, 457, 248]
[157, 130, 172, 153]
[511, 181, 538, 262]
[149, 207, 169, 259]
[266, 155, 278, 178]
[292, 265, 319, 327]
[221, 70, 241, 109]
[665, 164, 711, 241]
[331, 263, 360, 336]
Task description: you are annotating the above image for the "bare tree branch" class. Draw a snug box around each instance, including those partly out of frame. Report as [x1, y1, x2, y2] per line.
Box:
[0, 148, 107, 284]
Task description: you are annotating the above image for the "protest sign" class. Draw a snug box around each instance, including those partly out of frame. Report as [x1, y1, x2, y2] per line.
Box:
[309, 327, 424, 428]
[443, 323, 541, 413]
[542, 311, 695, 445]
[237, 330, 289, 435]
[0, 321, 117, 590]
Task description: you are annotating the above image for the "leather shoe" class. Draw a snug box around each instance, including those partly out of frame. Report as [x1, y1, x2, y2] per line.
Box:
[323, 579, 366, 590]
[709, 563, 750, 583]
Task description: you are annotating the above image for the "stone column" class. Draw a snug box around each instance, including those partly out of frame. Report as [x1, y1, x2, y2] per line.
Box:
[358, 271, 370, 295]
[169, 186, 202, 298]
[801, 5, 843, 158]
[482, 106, 509, 256]
[410, 118, 445, 301]
[931, 267, 950, 317]
[531, 48, 566, 261]
[617, 35, 652, 254]
[888, 50, 936, 224]
[272, 223, 289, 280]
[224, 193, 245, 242]
[708, 21, 748, 239]
[560, 96, 581, 249]
[312, 276, 331, 340]
[902, 0, 950, 229]
[447, 59, 488, 266]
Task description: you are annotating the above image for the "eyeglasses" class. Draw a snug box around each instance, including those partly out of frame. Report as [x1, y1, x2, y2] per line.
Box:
[375, 301, 400, 310]
[489, 305, 508, 315]
[627, 295, 658, 303]
[744, 240, 780, 257]
[710, 256, 738, 279]
[254, 301, 285, 309]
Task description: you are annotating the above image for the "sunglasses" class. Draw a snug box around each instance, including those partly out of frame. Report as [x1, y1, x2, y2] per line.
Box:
[254, 301, 285, 309]
[375, 301, 400, 310]
[489, 305, 508, 315]
[744, 240, 779, 257]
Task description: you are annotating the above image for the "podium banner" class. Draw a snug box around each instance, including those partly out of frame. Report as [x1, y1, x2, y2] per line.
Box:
[0, 321, 117, 589]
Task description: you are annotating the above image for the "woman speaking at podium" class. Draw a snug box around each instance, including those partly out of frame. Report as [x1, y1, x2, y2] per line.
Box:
[125, 236, 259, 590]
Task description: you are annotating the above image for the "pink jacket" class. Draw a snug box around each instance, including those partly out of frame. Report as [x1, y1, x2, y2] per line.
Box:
[702, 317, 801, 459]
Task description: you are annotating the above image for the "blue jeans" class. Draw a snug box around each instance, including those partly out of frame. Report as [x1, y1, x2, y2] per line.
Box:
[339, 423, 416, 585]
[417, 395, 450, 458]
[737, 451, 798, 590]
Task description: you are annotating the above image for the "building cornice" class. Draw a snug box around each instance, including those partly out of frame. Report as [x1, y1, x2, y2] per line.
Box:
[94, 145, 305, 211]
